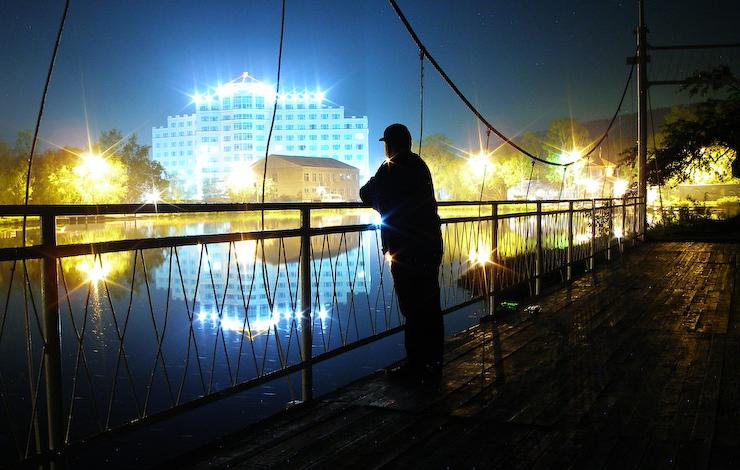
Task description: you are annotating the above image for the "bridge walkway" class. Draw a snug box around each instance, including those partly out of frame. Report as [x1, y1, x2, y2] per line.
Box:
[179, 241, 740, 469]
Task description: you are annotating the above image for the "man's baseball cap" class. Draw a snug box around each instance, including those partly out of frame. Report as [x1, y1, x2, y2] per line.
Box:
[379, 123, 412, 147]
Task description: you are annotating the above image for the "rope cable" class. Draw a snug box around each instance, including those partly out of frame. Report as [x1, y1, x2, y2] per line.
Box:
[387, 0, 635, 167]
[418, 50, 425, 156]
[260, 0, 286, 207]
[21, 0, 71, 240]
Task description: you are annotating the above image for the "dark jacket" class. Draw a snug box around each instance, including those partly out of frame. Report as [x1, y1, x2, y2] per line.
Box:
[359, 150, 442, 260]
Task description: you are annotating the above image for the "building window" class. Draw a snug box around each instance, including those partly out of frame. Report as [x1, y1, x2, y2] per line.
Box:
[304, 173, 309, 182]
[356, 144, 364, 150]
[332, 113, 340, 119]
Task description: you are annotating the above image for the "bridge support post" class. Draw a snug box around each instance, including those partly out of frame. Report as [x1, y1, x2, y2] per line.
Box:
[632, 198, 638, 246]
[535, 202, 543, 296]
[607, 200, 613, 261]
[299, 208, 313, 402]
[40, 213, 64, 460]
[590, 199, 596, 271]
[488, 203, 498, 315]
[621, 197, 627, 254]
[567, 201, 573, 282]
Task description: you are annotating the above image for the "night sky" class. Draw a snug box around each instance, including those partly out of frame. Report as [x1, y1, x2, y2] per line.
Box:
[1, 0, 739, 166]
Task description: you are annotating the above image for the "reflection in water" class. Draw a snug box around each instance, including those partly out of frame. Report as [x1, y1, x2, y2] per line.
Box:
[0, 207, 638, 459]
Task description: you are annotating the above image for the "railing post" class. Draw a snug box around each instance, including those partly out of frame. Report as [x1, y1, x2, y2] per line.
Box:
[535, 202, 543, 296]
[299, 208, 312, 402]
[567, 201, 573, 282]
[40, 213, 64, 458]
[590, 199, 596, 271]
[621, 196, 627, 254]
[606, 200, 613, 261]
[489, 203, 498, 315]
[632, 197, 638, 246]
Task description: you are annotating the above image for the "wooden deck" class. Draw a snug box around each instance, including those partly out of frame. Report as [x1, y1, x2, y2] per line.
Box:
[178, 242, 740, 469]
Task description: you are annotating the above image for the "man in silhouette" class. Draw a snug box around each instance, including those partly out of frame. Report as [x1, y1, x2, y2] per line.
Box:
[360, 123, 444, 379]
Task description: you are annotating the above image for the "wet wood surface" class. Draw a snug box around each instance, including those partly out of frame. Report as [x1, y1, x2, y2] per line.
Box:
[179, 242, 740, 469]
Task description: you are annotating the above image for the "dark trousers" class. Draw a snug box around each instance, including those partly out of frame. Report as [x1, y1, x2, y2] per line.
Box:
[390, 254, 443, 369]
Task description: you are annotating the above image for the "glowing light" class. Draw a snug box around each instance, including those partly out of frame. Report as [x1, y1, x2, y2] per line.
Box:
[192, 93, 203, 105]
[574, 233, 591, 244]
[612, 179, 628, 198]
[142, 188, 161, 204]
[372, 213, 383, 227]
[385, 252, 393, 265]
[77, 259, 111, 283]
[614, 227, 623, 239]
[315, 90, 325, 101]
[584, 178, 600, 194]
[467, 152, 490, 177]
[560, 149, 581, 164]
[468, 243, 491, 265]
[226, 165, 256, 196]
[234, 240, 258, 264]
[215, 84, 232, 98]
[75, 152, 109, 179]
[318, 307, 328, 321]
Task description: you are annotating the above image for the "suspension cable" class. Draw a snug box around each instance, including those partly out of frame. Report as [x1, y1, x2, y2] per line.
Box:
[260, 0, 287, 207]
[418, 50, 425, 156]
[387, 0, 635, 168]
[21, 0, 71, 243]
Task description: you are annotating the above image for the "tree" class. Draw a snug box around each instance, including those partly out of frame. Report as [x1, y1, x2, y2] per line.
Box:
[648, 65, 740, 184]
[98, 129, 167, 202]
[543, 118, 591, 161]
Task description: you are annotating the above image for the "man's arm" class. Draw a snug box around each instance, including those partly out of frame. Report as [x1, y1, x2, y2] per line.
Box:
[359, 164, 387, 210]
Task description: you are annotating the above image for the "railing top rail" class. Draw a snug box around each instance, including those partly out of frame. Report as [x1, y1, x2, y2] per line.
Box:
[0, 197, 642, 217]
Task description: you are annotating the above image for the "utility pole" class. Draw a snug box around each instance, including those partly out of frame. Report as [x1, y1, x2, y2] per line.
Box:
[636, 0, 648, 237]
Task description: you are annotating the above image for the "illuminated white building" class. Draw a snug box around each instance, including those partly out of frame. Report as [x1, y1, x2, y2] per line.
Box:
[152, 73, 370, 200]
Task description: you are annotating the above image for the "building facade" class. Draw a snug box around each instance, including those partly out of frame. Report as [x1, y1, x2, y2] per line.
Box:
[152, 74, 370, 200]
[250, 155, 360, 202]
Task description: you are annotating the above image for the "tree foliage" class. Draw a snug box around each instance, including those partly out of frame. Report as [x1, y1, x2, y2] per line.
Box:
[649, 65, 740, 185]
[98, 129, 166, 202]
[0, 129, 163, 204]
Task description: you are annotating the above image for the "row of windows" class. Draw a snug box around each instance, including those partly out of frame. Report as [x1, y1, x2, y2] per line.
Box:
[156, 150, 194, 157]
[275, 113, 341, 120]
[303, 172, 358, 183]
[168, 121, 193, 128]
[155, 130, 194, 138]
[156, 141, 194, 148]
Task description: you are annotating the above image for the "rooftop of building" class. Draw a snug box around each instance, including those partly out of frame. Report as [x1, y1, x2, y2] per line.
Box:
[251, 155, 360, 170]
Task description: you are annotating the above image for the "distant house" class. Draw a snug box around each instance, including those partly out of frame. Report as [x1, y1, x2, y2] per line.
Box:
[507, 180, 563, 200]
[250, 155, 360, 202]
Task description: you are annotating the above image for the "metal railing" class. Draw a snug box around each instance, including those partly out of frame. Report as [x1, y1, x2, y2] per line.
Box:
[0, 196, 644, 465]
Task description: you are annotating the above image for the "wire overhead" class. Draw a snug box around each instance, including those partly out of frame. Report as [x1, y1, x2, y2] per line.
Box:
[387, 0, 635, 168]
